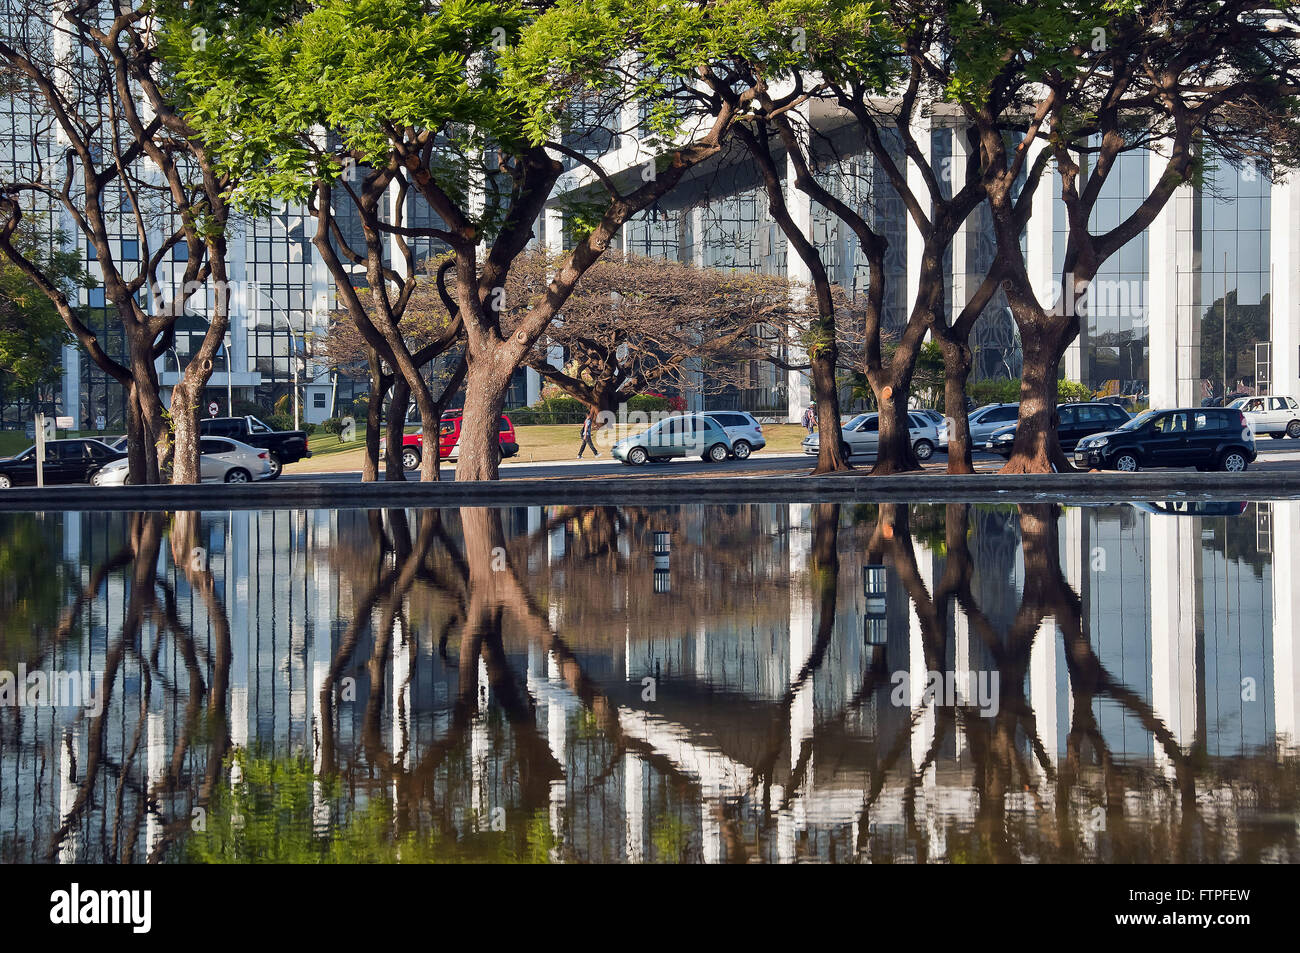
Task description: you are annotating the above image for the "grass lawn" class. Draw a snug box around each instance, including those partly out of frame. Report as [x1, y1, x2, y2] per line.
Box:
[294, 421, 810, 472]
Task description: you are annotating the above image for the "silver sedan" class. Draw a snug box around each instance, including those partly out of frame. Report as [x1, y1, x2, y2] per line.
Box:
[802, 412, 940, 461]
[93, 436, 272, 485]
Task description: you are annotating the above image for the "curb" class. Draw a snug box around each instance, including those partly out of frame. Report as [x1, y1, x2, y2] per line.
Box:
[2, 471, 1298, 512]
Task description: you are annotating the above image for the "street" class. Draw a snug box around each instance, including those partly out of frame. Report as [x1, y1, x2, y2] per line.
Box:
[279, 439, 1300, 482]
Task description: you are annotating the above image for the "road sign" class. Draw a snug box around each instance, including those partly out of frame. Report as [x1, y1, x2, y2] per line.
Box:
[95, 414, 106, 432]
[208, 400, 220, 417]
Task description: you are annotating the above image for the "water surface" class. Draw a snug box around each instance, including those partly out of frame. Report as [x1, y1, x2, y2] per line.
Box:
[1, 501, 1296, 863]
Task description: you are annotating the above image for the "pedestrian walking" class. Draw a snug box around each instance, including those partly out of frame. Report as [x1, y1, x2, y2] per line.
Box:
[801, 404, 816, 434]
[578, 414, 599, 458]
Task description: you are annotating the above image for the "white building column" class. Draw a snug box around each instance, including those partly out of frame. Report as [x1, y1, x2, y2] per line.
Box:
[948, 125, 971, 324]
[779, 504, 812, 861]
[1149, 515, 1200, 774]
[1029, 615, 1059, 779]
[904, 111, 933, 314]
[1025, 141, 1071, 378]
[1272, 502, 1300, 751]
[1269, 175, 1300, 394]
[1147, 146, 1198, 408]
[908, 544, 936, 786]
[624, 753, 644, 863]
[785, 131, 814, 423]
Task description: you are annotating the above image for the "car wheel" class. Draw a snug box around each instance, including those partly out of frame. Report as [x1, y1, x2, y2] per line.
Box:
[1219, 451, 1248, 472]
[1288, 420, 1300, 438]
[707, 443, 729, 463]
[840, 441, 853, 460]
[1270, 431, 1285, 439]
[89, 469, 103, 486]
[224, 468, 252, 484]
[401, 448, 421, 471]
[627, 446, 648, 466]
[0, 474, 11, 489]
[732, 440, 752, 460]
[264, 451, 283, 480]
[913, 439, 934, 461]
[1114, 453, 1139, 472]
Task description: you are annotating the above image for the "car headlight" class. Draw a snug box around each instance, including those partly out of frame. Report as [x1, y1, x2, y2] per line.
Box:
[1083, 437, 1107, 449]
[994, 432, 1013, 442]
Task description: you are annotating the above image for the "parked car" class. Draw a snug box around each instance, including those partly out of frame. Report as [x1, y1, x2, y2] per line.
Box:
[383, 411, 520, 470]
[911, 408, 945, 427]
[612, 413, 732, 465]
[1072, 407, 1256, 472]
[1130, 500, 1249, 517]
[93, 436, 272, 485]
[0, 438, 125, 488]
[199, 415, 310, 479]
[802, 412, 940, 461]
[937, 402, 1020, 450]
[985, 401, 1132, 457]
[1203, 390, 1252, 407]
[1232, 394, 1300, 438]
[702, 410, 766, 459]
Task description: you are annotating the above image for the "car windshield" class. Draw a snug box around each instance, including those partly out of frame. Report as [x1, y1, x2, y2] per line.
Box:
[1118, 410, 1159, 431]
[845, 414, 870, 430]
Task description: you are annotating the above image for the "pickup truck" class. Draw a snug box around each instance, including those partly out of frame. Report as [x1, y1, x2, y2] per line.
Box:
[198, 415, 311, 479]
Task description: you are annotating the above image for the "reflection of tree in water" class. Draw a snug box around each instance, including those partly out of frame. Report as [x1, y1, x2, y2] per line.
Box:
[0, 512, 235, 863]
[8, 502, 1298, 863]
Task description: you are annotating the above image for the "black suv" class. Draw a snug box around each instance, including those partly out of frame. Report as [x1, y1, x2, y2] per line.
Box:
[1073, 407, 1257, 472]
[986, 401, 1132, 457]
[0, 438, 125, 488]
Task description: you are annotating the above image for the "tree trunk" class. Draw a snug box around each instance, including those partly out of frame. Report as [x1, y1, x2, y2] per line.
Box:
[170, 380, 203, 485]
[456, 358, 511, 482]
[938, 336, 975, 475]
[385, 375, 410, 482]
[361, 351, 386, 482]
[128, 336, 171, 482]
[124, 387, 153, 485]
[810, 347, 850, 475]
[1000, 320, 1075, 474]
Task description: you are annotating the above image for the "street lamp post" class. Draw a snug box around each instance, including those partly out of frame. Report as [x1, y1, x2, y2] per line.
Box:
[246, 287, 307, 431]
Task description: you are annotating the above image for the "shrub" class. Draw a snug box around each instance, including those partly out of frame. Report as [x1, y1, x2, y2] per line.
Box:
[967, 378, 1021, 406]
[966, 378, 1094, 407]
[1056, 379, 1095, 403]
[627, 393, 674, 413]
[265, 412, 294, 432]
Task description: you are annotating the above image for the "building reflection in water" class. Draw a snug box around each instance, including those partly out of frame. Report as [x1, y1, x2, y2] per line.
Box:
[0, 500, 1296, 863]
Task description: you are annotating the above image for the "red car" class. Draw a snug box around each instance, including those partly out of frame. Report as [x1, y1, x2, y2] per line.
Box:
[382, 411, 519, 470]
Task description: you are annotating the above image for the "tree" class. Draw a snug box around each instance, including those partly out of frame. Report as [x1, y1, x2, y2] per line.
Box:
[175, 0, 767, 481]
[710, 2, 1010, 474]
[0, 0, 244, 484]
[0, 223, 80, 417]
[946, 0, 1300, 472]
[515, 248, 829, 416]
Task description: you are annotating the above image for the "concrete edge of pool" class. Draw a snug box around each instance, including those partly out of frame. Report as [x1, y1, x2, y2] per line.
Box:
[2, 470, 1299, 511]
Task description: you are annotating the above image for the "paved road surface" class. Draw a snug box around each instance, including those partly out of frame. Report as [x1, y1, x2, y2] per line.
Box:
[281, 441, 1300, 482]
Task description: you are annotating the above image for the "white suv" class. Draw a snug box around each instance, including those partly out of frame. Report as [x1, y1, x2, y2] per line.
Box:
[702, 411, 767, 459]
[1232, 395, 1300, 439]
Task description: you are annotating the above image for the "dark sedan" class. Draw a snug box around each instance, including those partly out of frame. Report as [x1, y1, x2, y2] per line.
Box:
[0, 438, 125, 488]
[986, 401, 1132, 457]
